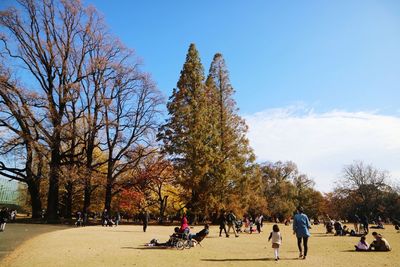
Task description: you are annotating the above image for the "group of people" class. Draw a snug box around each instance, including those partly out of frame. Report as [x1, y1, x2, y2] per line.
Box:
[324, 214, 395, 238]
[0, 207, 17, 232]
[217, 210, 265, 237]
[263, 206, 312, 261]
[355, 232, 391, 251]
[242, 214, 264, 233]
[147, 213, 209, 248]
[218, 210, 239, 237]
[100, 209, 121, 227]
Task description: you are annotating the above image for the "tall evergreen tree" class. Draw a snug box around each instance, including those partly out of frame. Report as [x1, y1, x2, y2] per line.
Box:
[205, 53, 258, 211]
[159, 44, 216, 214]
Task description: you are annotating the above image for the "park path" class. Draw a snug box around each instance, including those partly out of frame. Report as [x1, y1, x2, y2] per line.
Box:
[0, 223, 68, 260]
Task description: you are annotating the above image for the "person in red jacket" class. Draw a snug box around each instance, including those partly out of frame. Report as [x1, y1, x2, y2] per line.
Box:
[180, 213, 189, 234]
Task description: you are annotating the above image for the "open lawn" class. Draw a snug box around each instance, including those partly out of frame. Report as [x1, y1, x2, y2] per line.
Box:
[1, 223, 399, 267]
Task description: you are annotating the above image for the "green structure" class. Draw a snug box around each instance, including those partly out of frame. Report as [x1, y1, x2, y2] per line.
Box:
[0, 177, 20, 206]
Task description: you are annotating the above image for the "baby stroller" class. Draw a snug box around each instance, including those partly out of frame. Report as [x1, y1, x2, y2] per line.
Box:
[235, 220, 243, 233]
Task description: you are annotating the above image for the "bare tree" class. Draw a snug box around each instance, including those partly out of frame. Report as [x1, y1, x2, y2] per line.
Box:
[0, 0, 103, 220]
[0, 67, 45, 218]
[100, 59, 162, 210]
[335, 161, 390, 216]
[78, 29, 123, 213]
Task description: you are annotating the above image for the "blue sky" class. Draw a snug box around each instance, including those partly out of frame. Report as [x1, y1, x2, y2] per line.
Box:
[85, 0, 400, 189]
[87, 0, 400, 115]
[1, 0, 399, 190]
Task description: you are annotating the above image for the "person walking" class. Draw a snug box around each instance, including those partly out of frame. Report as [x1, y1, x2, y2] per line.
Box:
[293, 206, 311, 259]
[218, 211, 229, 237]
[361, 215, 369, 234]
[142, 210, 149, 232]
[255, 214, 263, 233]
[354, 214, 360, 234]
[0, 207, 9, 232]
[115, 211, 121, 226]
[226, 210, 239, 238]
[268, 224, 282, 261]
[101, 209, 109, 227]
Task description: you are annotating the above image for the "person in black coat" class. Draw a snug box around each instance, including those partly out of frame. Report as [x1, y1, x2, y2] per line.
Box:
[218, 211, 229, 237]
[0, 207, 10, 232]
[361, 215, 369, 234]
[101, 209, 109, 227]
[142, 210, 149, 232]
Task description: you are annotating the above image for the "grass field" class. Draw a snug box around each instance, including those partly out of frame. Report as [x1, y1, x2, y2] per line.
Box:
[1, 223, 398, 267]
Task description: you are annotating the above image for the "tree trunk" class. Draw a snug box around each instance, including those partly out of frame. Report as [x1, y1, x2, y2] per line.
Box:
[158, 195, 168, 224]
[65, 181, 73, 219]
[104, 181, 112, 211]
[83, 180, 91, 213]
[27, 181, 42, 219]
[47, 146, 61, 222]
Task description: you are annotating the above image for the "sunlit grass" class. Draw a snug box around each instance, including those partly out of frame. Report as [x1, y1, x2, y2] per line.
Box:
[2, 223, 399, 267]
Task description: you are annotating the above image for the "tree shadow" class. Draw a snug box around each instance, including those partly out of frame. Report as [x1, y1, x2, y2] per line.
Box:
[201, 257, 298, 262]
[341, 250, 390, 253]
[122, 246, 171, 250]
[312, 233, 335, 238]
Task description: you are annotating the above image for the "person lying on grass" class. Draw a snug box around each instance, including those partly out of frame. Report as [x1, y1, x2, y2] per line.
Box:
[146, 227, 181, 247]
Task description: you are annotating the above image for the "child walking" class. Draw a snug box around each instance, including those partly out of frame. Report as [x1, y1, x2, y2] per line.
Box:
[268, 224, 282, 261]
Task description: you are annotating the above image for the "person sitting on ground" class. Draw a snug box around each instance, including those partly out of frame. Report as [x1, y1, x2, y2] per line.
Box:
[370, 216, 385, 229]
[147, 227, 181, 247]
[355, 235, 369, 251]
[377, 216, 384, 229]
[325, 220, 334, 234]
[342, 225, 351, 236]
[334, 220, 343, 236]
[369, 232, 391, 251]
[244, 216, 255, 233]
[393, 218, 400, 231]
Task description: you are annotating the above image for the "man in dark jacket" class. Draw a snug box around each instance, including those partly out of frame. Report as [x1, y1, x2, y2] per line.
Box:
[0, 207, 10, 232]
[218, 211, 228, 237]
[361, 215, 369, 234]
[226, 210, 239, 237]
[142, 210, 149, 232]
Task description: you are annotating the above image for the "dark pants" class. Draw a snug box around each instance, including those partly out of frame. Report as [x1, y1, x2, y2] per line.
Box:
[297, 236, 309, 256]
[363, 223, 369, 234]
[256, 223, 261, 233]
[143, 222, 148, 232]
[219, 225, 228, 236]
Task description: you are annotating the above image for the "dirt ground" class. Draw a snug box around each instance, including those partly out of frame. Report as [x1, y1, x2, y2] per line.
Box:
[0, 223, 68, 261]
[1, 223, 399, 267]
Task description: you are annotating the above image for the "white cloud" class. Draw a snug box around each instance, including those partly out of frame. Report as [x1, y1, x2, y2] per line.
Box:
[244, 106, 400, 192]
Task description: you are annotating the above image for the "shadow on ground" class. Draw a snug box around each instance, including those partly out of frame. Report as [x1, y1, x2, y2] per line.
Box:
[122, 246, 172, 250]
[201, 257, 299, 262]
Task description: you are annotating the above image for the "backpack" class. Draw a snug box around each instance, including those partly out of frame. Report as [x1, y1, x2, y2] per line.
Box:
[227, 213, 235, 223]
